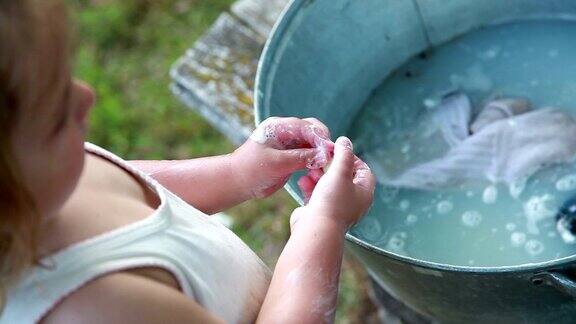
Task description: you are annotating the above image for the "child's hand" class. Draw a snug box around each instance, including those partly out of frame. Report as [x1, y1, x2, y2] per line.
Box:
[231, 117, 335, 199]
[293, 137, 376, 229]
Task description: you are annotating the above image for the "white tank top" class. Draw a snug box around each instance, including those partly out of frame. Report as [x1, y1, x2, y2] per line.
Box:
[1, 143, 272, 324]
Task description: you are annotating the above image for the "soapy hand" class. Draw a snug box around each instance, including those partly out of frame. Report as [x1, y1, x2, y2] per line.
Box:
[294, 137, 376, 229]
[231, 117, 334, 199]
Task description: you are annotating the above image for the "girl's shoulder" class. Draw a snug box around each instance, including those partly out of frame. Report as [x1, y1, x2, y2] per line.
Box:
[40, 149, 160, 257]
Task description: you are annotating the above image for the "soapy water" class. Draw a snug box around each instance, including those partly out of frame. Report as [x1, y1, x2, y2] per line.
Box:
[524, 194, 556, 235]
[350, 165, 576, 266]
[437, 200, 453, 214]
[349, 20, 576, 267]
[556, 174, 576, 192]
[406, 214, 418, 225]
[399, 199, 411, 211]
[462, 211, 483, 228]
[511, 232, 527, 247]
[482, 186, 498, 204]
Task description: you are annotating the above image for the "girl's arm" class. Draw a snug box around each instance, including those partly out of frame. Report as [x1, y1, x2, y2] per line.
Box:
[257, 208, 347, 323]
[130, 117, 334, 214]
[41, 272, 225, 324]
[129, 155, 248, 214]
[257, 137, 376, 323]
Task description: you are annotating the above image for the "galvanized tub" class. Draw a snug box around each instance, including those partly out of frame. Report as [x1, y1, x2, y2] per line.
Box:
[255, 0, 576, 322]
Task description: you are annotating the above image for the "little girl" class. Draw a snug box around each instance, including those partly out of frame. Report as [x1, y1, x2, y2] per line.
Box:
[0, 1, 375, 323]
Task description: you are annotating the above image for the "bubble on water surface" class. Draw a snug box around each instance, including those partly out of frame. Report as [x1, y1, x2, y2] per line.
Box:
[483, 185, 498, 204]
[506, 223, 517, 232]
[406, 214, 418, 225]
[399, 200, 411, 211]
[524, 194, 556, 235]
[556, 174, 576, 192]
[359, 218, 382, 242]
[437, 200, 453, 214]
[511, 232, 527, 247]
[525, 240, 545, 256]
[462, 211, 483, 227]
[386, 232, 408, 254]
[509, 177, 527, 199]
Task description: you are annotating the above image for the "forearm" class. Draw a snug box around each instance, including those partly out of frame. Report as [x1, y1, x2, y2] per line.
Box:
[129, 155, 250, 214]
[258, 208, 347, 324]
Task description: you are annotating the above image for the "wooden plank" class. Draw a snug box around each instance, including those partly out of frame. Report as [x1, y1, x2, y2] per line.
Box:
[170, 13, 265, 144]
[231, 0, 289, 37]
[170, 1, 289, 144]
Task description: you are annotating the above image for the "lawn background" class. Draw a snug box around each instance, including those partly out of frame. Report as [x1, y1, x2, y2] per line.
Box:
[70, 0, 376, 322]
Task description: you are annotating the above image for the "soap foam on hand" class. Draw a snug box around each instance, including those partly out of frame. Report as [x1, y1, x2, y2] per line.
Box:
[251, 117, 335, 170]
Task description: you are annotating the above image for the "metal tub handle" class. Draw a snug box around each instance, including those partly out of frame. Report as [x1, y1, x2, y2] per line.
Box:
[532, 272, 576, 299]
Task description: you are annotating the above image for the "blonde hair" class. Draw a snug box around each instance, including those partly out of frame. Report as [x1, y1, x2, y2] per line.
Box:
[0, 0, 70, 290]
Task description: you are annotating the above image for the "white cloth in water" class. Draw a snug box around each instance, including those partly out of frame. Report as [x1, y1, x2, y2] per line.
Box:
[431, 91, 472, 147]
[470, 98, 531, 134]
[386, 96, 576, 190]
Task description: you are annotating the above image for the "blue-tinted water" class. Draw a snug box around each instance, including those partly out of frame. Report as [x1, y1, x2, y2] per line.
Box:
[349, 20, 576, 267]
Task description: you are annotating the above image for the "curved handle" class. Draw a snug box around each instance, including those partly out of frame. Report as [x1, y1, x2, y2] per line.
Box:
[532, 272, 576, 299]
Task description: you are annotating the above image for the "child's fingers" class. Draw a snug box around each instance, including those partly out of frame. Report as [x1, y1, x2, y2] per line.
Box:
[300, 121, 334, 155]
[327, 136, 355, 179]
[303, 117, 331, 139]
[353, 157, 376, 192]
[253, 118, 311, 149]
[353, 157, 368, 171]
[308, 168, 324, 183]
[254, 119, 335, 168]
[276, 148, 326, 171]
[297, 175, 315, 202]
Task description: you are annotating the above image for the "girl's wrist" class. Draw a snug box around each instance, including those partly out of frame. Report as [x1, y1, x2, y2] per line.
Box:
[290, 206, 350, 236]
[226, 152, 256, 201]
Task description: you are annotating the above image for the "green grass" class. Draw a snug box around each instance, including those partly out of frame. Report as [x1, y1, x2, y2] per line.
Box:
[70, 1, 375, 322]
[72, 0, 235, 159]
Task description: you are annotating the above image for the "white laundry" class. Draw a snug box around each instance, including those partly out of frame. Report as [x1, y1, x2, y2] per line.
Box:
[431, 91, 472, 148]
[470, 98, 531, 134]
[384, 94, 576, 190]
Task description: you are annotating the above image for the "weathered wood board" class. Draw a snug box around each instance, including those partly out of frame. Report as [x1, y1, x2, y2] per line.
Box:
[170, 0, 288, 144]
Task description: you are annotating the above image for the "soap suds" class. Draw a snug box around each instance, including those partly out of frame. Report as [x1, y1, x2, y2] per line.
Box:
[251, 118, 334, 169]
[437, 200, 453, 214]
[462, 210, 483, 227]
[482, 185, 498, 204]
[524, 194, 556, 235]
